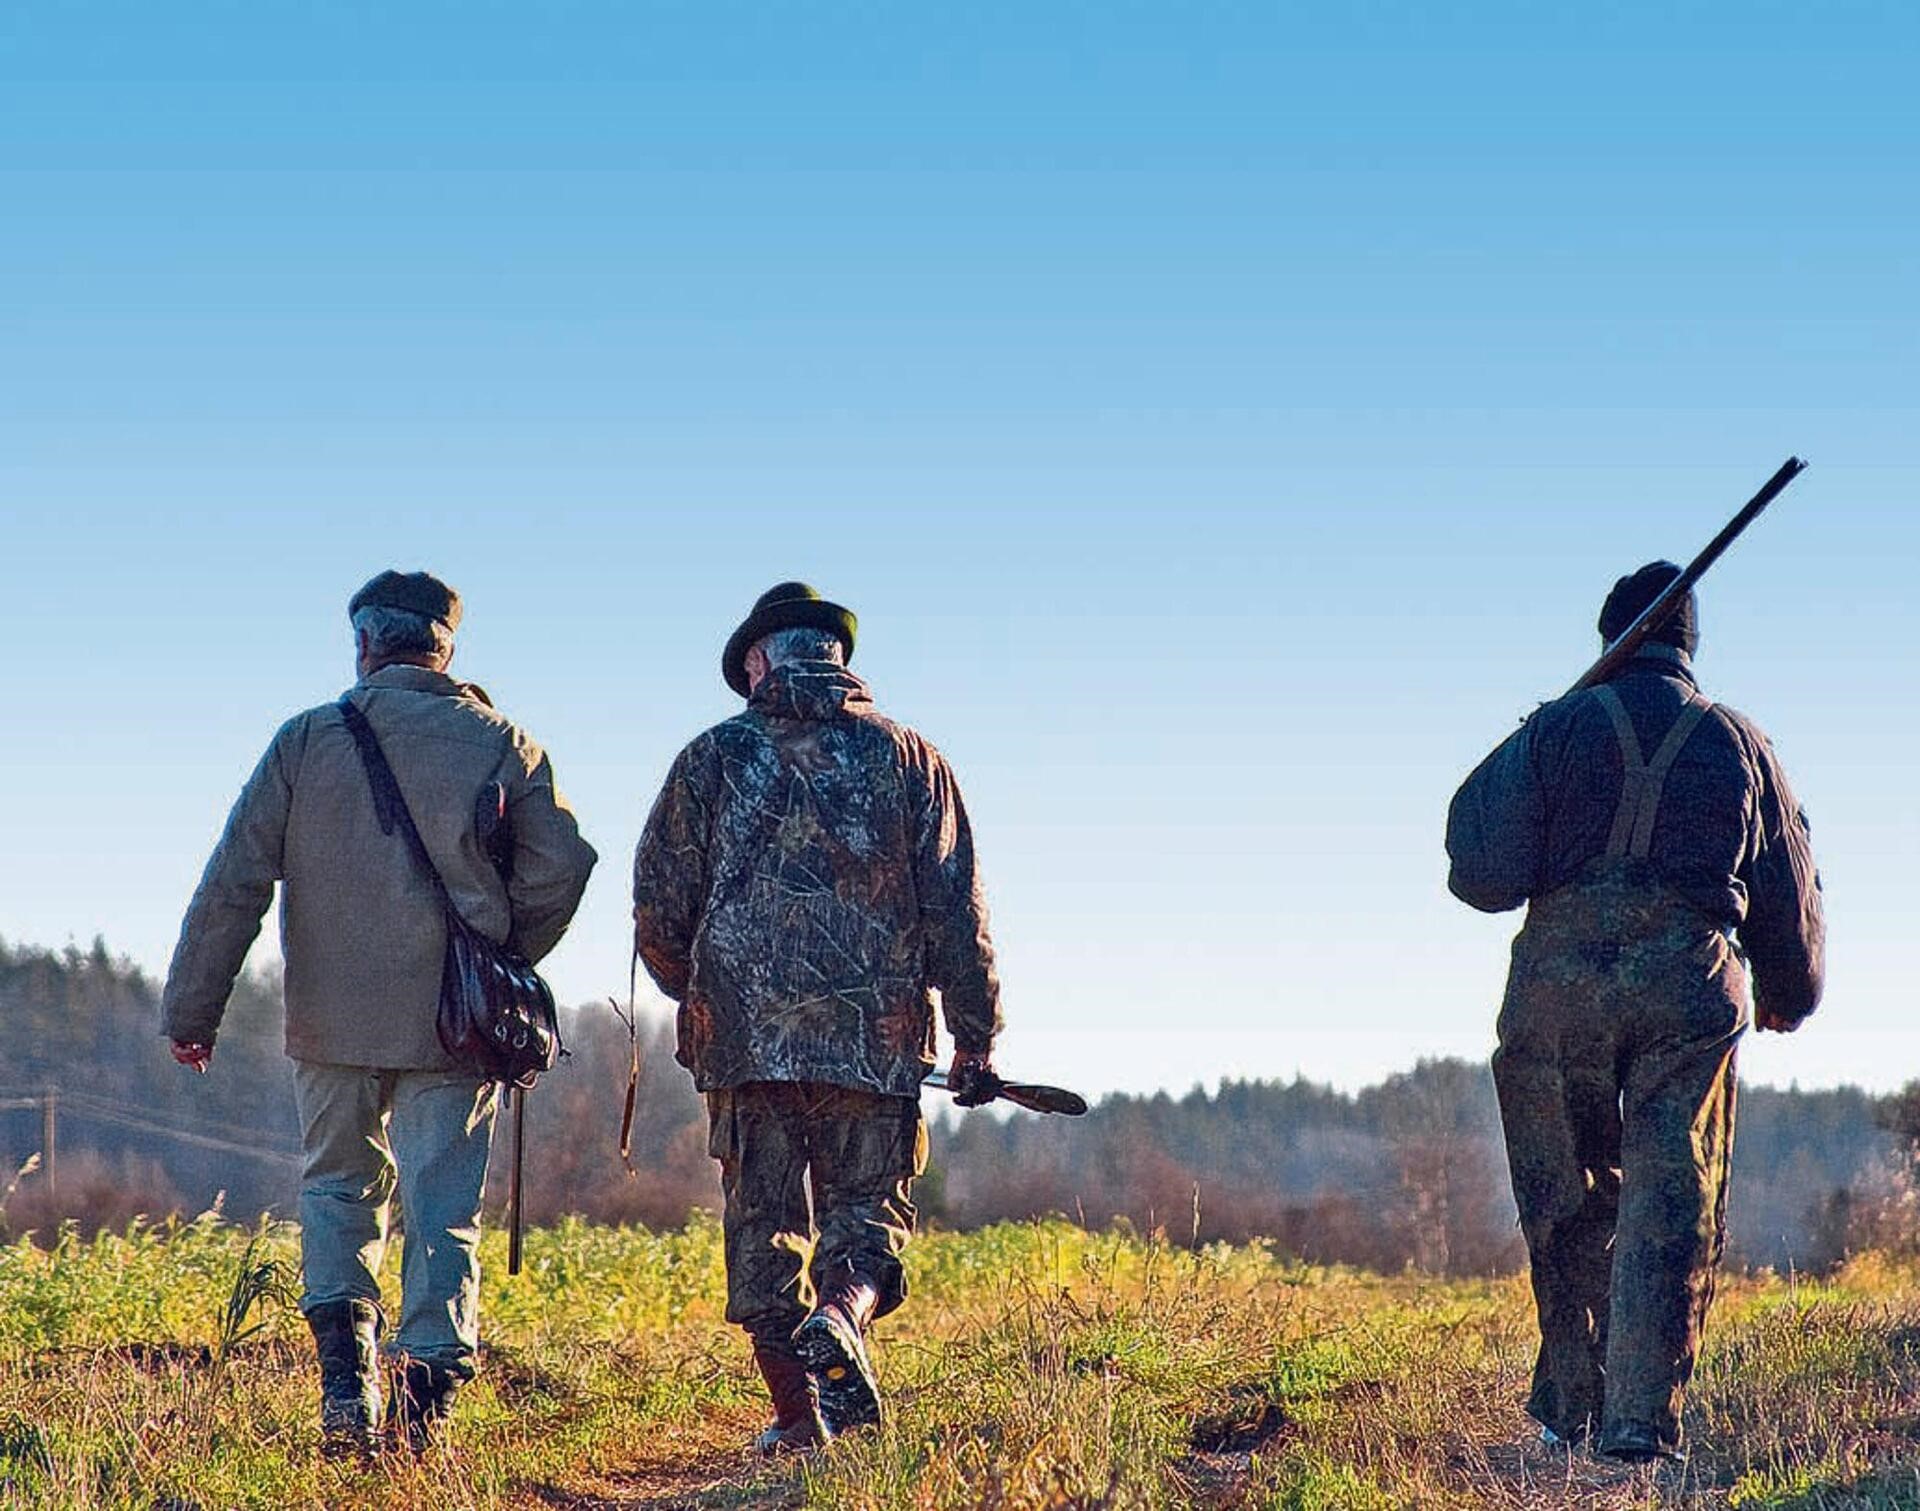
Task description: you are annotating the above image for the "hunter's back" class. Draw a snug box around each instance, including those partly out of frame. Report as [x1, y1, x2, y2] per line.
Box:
[635, 658, 1000, 1097]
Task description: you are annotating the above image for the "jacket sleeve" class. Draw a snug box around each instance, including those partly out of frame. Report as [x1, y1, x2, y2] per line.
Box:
[502, 740, 598, 965]
[1445, 716, 1546, 914]
[911, 742, 1002, 1053]
[631, 742, 713, 1002]
[160, 720, 299, 1044]
[1738, 725, 1826, 1027]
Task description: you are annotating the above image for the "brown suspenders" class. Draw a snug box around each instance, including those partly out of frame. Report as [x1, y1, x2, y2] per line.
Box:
[1590, 685, 1713, 861]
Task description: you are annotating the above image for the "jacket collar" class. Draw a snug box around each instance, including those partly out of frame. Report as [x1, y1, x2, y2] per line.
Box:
[1620, 645, 1699, 689]
[356, 663, 464, 696]
[747, 660, 873, 721]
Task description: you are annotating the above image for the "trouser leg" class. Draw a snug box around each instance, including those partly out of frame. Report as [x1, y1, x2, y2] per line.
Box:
[709, 1084, 812, 1334]
[386, 1069, 498, 1376]
[806, 1087, 925, 1321]
[292, 1062, 397, 1315]
[1494, 1038, 1620, 1441]
[1602, 1034, 1739, 1454]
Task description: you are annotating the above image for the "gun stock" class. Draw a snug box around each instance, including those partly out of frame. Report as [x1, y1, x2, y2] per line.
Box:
[924, 1070, 1088, 1117]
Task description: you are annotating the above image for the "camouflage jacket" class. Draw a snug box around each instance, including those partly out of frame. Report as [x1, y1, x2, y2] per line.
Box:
[1446, 655, 1824, 1028]
[632, 661, 1002, 1096]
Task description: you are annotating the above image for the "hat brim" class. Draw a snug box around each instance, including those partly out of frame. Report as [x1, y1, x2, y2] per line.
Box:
[722, 598, 857, 696]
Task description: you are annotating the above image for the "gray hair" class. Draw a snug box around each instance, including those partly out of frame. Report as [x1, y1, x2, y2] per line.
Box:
[352, 605, 454, 665]
[755, 626, 845, 669]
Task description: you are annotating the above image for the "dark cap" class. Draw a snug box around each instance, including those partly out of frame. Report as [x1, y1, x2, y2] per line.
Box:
[721, 581, 857, 697]
[1599, 560, 1697, 656]
[348, 570, 463, 632]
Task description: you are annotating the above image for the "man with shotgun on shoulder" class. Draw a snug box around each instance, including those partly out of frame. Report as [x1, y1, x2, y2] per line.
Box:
[632, 582, 1005, 1453]
[1447, 486, 1824, 1464]
[160, 572, 597, 1456]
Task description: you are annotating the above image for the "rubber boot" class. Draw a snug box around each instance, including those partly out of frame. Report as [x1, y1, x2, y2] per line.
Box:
[793, 1276, 883, 1434]
[307, 1298, 382, 1460]
[751, 1338, 830, 1455]
[1596, 1422, 1685, 1464]
[387, 1357, 463, 1454]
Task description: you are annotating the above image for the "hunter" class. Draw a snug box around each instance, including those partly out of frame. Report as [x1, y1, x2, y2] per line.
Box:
[1446, 561, 1824, 1462]
[632, 582, 1003, 1452]
[161, 571, 597, 1455]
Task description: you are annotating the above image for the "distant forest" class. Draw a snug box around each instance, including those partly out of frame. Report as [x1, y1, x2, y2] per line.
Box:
[2, 938, 1912, 1275]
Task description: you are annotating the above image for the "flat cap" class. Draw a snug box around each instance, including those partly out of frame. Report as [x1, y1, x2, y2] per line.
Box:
[348, 570, 463, 631]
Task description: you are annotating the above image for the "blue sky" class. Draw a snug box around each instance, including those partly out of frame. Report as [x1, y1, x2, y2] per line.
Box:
[2, 1, 1914, 1096]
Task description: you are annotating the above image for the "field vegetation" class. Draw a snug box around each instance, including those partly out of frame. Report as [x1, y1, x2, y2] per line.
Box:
[1, 1213, 1918, 1510]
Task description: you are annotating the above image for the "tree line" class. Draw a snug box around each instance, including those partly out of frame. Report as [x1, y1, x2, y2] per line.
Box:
[1, 938, 1909, 1274]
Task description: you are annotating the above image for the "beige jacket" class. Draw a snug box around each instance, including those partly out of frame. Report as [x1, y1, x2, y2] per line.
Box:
[162, 665, 598, 1068]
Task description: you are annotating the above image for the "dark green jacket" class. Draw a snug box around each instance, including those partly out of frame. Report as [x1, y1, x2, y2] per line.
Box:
[1446, 655, 1824, 1028]
[163, 665, 597, 1066]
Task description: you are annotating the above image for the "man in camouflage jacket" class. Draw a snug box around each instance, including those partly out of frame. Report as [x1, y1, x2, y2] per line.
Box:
[1447, 562, 1824, 1463]
[633, 582, 1003, 1451]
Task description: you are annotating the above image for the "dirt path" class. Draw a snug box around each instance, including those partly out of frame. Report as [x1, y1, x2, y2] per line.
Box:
[520, 1410, 803, 1511]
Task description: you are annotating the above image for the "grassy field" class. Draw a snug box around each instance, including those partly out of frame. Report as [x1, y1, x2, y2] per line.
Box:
[0, 1214, 1917, 1509]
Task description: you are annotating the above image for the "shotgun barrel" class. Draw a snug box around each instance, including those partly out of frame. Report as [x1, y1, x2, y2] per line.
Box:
[507, 1085, 526, 1275]
[1569, 457, 1807, 694]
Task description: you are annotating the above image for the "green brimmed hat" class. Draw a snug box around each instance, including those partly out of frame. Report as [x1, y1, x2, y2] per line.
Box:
[722, 581, 857, 697]
[348, 570, 463, 631]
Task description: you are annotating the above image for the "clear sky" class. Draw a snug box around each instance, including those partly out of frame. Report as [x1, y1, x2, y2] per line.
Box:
[3, 1, 1914, 1097]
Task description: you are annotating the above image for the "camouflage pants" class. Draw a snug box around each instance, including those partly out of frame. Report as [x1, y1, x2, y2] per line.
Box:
[706, 1081, 927, 1337]
[1493, 868, 1745, 1454]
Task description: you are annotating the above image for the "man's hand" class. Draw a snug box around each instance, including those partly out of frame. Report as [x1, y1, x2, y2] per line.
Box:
[946, 1049, 998, 1108]
[170, 1040, 214, 1074]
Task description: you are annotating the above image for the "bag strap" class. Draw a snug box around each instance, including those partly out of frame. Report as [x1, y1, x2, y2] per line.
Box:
[337, 694, 454, 911]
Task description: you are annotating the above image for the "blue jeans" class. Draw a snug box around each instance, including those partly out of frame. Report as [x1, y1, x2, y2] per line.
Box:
[292, 1061, 499, 1375]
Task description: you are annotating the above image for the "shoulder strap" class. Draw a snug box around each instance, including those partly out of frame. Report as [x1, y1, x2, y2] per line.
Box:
[336, 695, 453, 908]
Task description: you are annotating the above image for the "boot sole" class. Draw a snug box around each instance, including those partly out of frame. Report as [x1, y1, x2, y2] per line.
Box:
[793, 1312, 881, 1433]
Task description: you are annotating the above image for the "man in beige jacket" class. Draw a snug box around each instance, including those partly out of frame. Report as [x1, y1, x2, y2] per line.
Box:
[162, 570, 597, 1455]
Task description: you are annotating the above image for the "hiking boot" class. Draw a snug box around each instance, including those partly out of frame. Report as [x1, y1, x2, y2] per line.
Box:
[307, 1298, 383, 1459]
[750, 1338, 830, 1455]
[1595, 1422, 1684, 1464]
[792, 1277, 883, 1435]
[387, 1357, 463, 1454]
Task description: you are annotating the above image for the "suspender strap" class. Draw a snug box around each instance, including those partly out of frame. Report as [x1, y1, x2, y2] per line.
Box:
[1591, 685, 1713, 860]
[1591, 685, 1646, 858]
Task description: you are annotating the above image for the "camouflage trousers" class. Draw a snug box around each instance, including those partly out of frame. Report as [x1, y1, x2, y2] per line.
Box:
[706, 1080, 928, 1337]
[1493, 866, 1745, 1455]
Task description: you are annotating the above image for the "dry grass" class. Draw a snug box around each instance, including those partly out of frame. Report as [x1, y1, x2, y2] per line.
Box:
[0, 1215, 1916, 1508]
